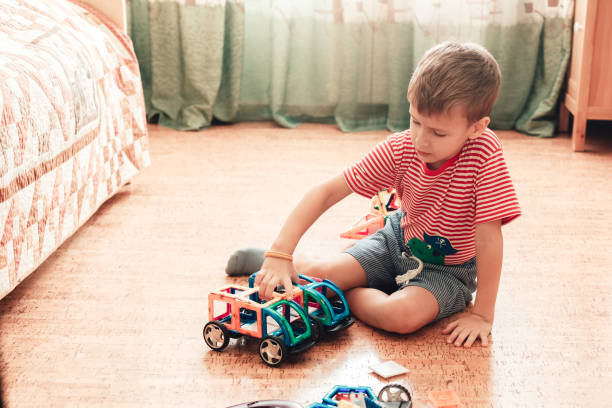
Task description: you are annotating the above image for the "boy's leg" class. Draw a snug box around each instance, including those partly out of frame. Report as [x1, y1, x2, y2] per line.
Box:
[225, 247, 265, 276]
[346, 286, 439, 334]
[225, 248, 368, 290]
[297, 250, 440, 333]
[294, 252, 368, 291]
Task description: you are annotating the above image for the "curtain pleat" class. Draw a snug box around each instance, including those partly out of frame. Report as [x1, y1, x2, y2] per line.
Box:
[128, 0, 573, 137]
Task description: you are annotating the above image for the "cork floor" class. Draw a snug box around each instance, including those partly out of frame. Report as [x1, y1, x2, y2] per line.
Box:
[1, 122, 611, 407]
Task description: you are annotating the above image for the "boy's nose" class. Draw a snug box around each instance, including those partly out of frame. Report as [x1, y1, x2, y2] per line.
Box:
[415, 132, 430, 149]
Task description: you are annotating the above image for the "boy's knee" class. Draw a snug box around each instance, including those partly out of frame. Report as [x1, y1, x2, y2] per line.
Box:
[381, 313, 422, 334]
[294, 256, 326, 279]
[379, 299, 433, 334]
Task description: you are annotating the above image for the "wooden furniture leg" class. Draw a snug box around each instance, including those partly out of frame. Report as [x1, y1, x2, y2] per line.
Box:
[571, 112, 586, 151]
[558, 101, 569, 133]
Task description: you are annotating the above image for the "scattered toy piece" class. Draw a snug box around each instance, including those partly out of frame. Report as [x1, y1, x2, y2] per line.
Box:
[337, 400, 363, 408]
[428, 389, 461, 408]
[369, 361, 409, 379]
[340, 189, 400, 240]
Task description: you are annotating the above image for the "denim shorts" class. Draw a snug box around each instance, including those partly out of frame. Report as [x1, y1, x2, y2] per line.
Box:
[345, 211, 477, 320]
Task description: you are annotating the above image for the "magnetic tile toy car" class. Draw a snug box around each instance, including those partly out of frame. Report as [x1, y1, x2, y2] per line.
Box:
[309, 384, 412, 408]
[204, 284, 317, 366]
[248, 273, 355, 335]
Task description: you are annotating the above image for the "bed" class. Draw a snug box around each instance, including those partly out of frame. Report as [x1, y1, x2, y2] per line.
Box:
[0, 0, 150, 299]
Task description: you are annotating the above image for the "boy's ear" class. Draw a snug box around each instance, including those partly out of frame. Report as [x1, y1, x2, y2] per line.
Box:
[468, 116, 490, 140]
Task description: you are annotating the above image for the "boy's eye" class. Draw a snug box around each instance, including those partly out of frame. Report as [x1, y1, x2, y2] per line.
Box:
[412, 120, 420, 126]
[433, 131, 446, 137]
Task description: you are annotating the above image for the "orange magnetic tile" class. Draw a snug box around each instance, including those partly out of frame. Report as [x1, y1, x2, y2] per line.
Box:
[428, 389, 461, 408]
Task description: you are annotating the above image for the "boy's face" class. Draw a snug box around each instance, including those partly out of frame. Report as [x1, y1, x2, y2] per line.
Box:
[409, 102, 489, 170]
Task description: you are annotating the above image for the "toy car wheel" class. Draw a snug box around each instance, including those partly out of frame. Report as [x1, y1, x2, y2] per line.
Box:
[310, 317, 324, 342]
[294, 317, 323, 342]
[378, 383, 411, 402]
[203, 320, 230, 351]
[259, 336, 287, 366]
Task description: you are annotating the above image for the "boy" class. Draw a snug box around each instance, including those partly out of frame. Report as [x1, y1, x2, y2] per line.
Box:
[227, 42, 521, 348]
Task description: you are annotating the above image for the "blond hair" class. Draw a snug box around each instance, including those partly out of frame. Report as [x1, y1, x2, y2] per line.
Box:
[407, 41, 501, 124]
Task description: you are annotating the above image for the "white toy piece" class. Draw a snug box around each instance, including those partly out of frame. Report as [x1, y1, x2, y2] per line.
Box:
[369, 360, 409, 379]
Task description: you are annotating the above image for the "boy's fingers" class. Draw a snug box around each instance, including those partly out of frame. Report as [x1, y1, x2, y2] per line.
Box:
[256, 272, 270, 292]
[259, 284, 269, 300]
[254, 272, 263, 285]
[446, 327, 460, 343]
[480, 332, 489, 347]
[442, 320, 459, 334]
[454, 329, 470, 347]
[464, 332, 478, 348]
[261, 277, 275, 299]
[283, 277, 293, 298]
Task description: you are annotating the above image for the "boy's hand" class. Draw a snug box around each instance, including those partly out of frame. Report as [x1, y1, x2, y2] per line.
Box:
[442, 312, 492, 348]
[254, 257, 298, 299]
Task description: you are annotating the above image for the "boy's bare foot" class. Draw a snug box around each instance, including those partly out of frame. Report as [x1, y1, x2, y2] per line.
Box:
[225, 247, 265, 276]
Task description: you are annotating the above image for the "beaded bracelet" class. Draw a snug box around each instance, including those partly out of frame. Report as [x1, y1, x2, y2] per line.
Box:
[264, 250, 293, 262]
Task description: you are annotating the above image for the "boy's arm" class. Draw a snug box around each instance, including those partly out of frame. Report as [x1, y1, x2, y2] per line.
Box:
[442, 219, 503, 347]
[255, 173, 353, 299]
[472, 219, 503, 321]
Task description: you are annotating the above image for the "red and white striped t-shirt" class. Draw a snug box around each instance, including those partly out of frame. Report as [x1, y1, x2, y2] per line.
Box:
[343, 128, 521, 265]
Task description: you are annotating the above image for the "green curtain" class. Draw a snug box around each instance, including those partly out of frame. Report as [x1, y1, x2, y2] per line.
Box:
[127, 0, 573, 137]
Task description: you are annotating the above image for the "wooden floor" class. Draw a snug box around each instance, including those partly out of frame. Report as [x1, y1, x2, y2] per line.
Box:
[1, 122, 611, 407]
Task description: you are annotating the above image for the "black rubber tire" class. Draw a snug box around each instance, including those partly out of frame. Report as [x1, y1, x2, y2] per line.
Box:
[378, 383, 412, 402]
[259, 336, 287, 367]
[310, 317, 324, 342]
[203, 320, 230, 351]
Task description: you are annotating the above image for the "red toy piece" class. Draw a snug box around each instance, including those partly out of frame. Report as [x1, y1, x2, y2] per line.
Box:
[340, 189, 400, 240]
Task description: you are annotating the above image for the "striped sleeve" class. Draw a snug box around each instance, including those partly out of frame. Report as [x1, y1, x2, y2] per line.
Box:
[343, 134, 401, 198]
[474, 149, 521, 225]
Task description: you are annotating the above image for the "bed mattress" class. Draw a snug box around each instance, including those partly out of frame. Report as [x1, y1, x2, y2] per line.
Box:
[0, 0, 150, 298]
